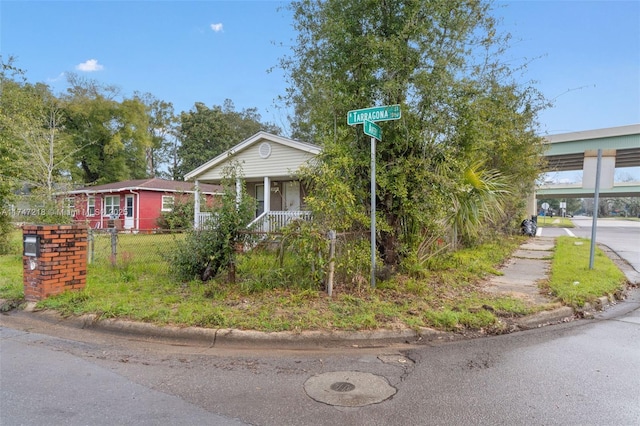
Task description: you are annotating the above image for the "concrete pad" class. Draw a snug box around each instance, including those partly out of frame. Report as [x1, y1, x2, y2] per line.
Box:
[520, 237, 555, 251]
[512, 249, 553, 259]
[491, 258, 551, 285]
[520, 242, 555, 251]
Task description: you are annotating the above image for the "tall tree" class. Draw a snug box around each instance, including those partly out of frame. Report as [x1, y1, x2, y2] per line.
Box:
[10, 83, 79, 199]
[449, 80, 548, 234]
[175, 102, 234, 179]
[63, 74, 151, 184]
[175, 100, 280, 179]
[134, 92, 177, 178]
[281, 0, 547, 268]
[0, 61, 78, 200]
[0, 57, 27, 252]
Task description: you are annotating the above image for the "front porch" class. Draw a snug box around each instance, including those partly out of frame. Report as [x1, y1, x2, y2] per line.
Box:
[196, 210, 313, 232]
[194, 177, 312, 232]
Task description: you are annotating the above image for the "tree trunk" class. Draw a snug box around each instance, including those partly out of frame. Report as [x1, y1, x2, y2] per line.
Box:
[380, 230, 399, 266]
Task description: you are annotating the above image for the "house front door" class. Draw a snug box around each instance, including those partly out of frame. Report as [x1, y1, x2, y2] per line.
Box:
[124, 195, 135, 229]
[284, 181, 301, 211]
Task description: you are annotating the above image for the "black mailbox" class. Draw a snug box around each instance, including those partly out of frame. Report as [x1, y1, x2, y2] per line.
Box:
[23, 234, 40, 257]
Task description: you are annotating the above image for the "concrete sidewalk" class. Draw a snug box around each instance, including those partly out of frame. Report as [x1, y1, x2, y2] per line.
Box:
[482, 236, 577, 331]
[482, 235, 637, 330]
[484, 236, 556, 306]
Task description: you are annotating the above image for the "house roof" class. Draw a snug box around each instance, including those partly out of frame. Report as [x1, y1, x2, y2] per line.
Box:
[65, 178, 221, 195]
[184, 131, 322, 181]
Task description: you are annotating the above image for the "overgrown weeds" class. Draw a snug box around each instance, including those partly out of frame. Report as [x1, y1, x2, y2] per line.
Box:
[0, 229, 629, 333]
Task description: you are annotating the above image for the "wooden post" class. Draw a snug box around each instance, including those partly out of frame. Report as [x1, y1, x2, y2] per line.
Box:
[110, 228, 118, 266]
[327, 230, 336, 297]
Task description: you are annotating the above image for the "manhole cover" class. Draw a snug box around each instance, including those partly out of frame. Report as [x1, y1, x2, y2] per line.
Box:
[330, 381, 356, 392]
[304, 371, 396, 407]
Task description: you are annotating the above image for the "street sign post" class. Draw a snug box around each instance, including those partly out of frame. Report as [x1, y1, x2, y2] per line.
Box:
[363, 120, 381, 140]
[347, 104, 401, 126]
[347, 104, 401, 288]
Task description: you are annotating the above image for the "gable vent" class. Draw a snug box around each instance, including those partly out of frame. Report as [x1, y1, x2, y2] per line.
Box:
[258, 142, 272, 158]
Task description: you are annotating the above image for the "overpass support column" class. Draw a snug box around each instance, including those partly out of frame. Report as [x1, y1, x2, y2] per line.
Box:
[584, 149, 616, 190]
[526, 190, 537, 218]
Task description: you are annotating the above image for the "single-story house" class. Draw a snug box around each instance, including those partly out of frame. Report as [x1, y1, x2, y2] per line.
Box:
[63, 178, 221, 230]
[184, 131, 322, 231]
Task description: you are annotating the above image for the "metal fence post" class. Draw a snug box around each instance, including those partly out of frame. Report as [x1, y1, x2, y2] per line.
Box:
[87, 229, 94, 264]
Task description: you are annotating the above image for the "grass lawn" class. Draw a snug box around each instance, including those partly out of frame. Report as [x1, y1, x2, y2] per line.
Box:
[0, 231, 24, 304]
[545, 236, 627, 307]
[0, 228, 630, 332]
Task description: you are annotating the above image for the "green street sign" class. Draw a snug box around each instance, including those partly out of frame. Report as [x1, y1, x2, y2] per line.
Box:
[363, 120, 381, 140]
[347, 104, 401, 125]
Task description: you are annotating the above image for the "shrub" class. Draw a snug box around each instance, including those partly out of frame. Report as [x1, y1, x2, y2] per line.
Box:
[167, 163, 255, 282]
[0, 212, 12, 255]
[157, 195, 194, 230]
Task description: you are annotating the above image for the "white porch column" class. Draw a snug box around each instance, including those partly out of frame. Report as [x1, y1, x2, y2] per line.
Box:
[194, 180, 201, 228]
[263, 176, 271, 214]
[236, 178, 242, 208]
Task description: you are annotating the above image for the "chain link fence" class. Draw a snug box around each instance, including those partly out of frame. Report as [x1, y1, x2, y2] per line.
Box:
[87, 229, 184, 274]
[86, 228, 373, 292]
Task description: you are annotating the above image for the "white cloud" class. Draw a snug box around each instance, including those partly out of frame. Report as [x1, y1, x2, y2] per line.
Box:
[210, 23, 223, 32]
[76, 59, 104, 72]
[47, 72, 66, 82]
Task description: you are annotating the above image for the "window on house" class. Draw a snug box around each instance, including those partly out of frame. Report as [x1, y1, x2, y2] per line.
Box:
[104, 196, 120, 216]
[87, 197, 95, 216]
[161, 195, 175, 212]
[64, 197, 75, 215]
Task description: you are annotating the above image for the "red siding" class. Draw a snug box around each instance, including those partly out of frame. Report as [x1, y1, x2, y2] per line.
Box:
[69, 190, 213, 231]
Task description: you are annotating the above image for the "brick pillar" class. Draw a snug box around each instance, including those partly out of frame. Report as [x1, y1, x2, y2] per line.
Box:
[22, 224, 88, 302]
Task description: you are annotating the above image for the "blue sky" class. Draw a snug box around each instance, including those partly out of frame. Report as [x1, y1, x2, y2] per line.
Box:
[1, 0, 638, 139]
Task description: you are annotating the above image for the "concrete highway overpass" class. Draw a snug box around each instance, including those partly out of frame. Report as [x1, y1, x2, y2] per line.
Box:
[536, 124, 640, 199]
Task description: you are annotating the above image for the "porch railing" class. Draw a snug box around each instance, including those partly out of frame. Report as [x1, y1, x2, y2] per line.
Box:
[196, 212, 214, 229]
[249, 210, 313, 233]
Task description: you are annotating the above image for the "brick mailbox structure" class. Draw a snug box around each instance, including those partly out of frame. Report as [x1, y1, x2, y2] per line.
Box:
[22, 224, 88, 301]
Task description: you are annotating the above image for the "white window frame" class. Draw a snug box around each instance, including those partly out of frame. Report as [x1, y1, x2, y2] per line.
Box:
[87, 197, 96, 216]
[64, 197, 75, 215]
[104, 195, 120, 216]
[161, 195, 175, 212]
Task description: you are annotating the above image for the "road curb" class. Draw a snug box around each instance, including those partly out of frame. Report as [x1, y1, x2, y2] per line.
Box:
[0, 304, 584, 349]
[91, 318, 426, 348]
[513, 307, 575, 329]
[1, 287, 635, 349]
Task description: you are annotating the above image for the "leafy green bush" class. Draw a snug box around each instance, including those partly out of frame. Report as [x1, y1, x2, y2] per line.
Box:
[333, 236, 374, 290]
[279, 220, 328, 287]
[0, 212, 13, 255]
[167, 163, 255, 282]
[156, 195, 195, 230]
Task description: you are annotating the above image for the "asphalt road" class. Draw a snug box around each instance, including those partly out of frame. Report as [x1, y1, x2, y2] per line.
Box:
[2, 293, 639, 425]
[2, 217, 639, 425]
